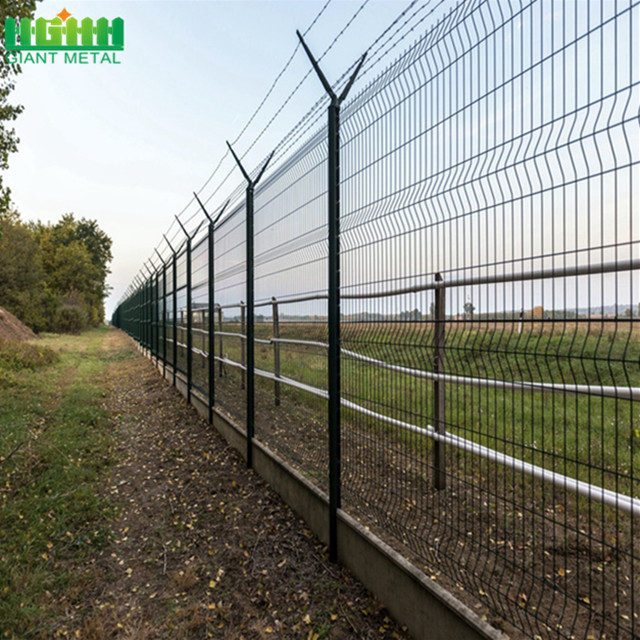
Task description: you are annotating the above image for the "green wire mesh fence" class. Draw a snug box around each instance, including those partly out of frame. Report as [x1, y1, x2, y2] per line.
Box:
[113, 1, 640, 637]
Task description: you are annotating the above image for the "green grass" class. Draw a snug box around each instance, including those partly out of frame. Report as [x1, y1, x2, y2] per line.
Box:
[0, 328, 117, 639]
[185, 320, 640, 496]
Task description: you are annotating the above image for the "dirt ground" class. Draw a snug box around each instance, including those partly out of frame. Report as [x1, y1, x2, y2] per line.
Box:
[0, 306, 37, 342]
[64, 328, 411, 639]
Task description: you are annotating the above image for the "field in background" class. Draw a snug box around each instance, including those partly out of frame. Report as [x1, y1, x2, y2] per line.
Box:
[185, 318, 640, 495]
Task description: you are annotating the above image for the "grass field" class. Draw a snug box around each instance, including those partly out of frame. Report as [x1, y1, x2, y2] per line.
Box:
[0, 328, 119, 637]
[178, 318, 640, 497]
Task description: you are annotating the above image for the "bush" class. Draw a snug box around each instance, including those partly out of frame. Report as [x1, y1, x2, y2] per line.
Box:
[0, 340, 59, 370]
[52, 305, 89, 334]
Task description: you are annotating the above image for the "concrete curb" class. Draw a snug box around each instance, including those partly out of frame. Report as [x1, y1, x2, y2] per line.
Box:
[144, 351, 505, 640]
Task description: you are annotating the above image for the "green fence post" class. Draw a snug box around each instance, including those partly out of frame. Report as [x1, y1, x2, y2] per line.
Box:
[298, 31, 366, 563]
[226, 142, 274, 470]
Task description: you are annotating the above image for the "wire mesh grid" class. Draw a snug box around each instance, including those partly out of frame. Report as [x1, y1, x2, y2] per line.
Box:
[113, 1, 639, 637]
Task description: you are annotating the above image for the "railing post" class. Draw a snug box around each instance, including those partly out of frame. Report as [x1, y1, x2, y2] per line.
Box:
[240, 302, 246, 390]
[208, 223, 215, 420]
[272, 297, 280, 406]
[298, 31, 366, 563]
[217, 305, 223, 377]
[194, 194, 229, 424]
[227, 142, 274, 470]
[433, 273, 446, 490]
[201, 310, 206, 369]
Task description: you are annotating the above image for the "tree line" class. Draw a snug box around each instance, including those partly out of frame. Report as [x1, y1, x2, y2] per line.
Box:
[0, 2, 113, 333]
[0, 211, 112, 333]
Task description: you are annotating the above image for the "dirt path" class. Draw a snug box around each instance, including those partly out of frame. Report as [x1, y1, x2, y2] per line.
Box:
[70, 328, 410, 639]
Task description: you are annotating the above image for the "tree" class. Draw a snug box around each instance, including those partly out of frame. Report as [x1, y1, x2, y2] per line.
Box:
[0, 211, 112, 332]
[0, 210, 56, 331]
[33, 213, 113, 324]
[0, 0, 40, 213]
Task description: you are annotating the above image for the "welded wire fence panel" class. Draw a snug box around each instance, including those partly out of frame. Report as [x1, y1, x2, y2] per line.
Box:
[338, 1, 640, 639]
[212, 204, 247, 426]
[175, 248, 189, 375]
[156, 271, 164, 364]
[112, 1, 639, 637]
[190, 236, 209, 395]
[251, 132, 330, 488]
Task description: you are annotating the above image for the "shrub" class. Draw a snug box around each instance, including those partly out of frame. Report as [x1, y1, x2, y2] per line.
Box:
[52, 304, 89, 334]
[0, 340, 59, 370]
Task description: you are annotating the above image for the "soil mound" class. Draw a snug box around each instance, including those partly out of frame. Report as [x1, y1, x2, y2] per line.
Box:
[0, 306, 37, 342]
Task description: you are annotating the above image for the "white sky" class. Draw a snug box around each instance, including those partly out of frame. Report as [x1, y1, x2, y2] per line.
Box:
[5, 0, 412, 318]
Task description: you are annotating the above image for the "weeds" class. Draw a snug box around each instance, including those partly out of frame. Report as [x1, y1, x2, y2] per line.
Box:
[0, 340, 59, 371]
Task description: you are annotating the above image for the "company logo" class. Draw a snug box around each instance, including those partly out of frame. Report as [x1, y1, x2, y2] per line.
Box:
[4, 9, 123, 64]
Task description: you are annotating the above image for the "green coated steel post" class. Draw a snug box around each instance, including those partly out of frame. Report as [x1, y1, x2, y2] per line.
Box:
[327, 101, 341, 562]
[155, 270, 160, 360]
[194, 194, 229, 425]
[186, 238, 192, 402]
[298, 30, 366, 563]
[144, 262, 157, 362]
[164, 234, 178, 387]
[154, 248, 167, 378]
[227, 142, 274, 470]
[208, 224, 214, 421]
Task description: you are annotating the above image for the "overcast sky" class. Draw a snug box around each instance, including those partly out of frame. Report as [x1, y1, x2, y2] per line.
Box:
[5, 0, 414, 317]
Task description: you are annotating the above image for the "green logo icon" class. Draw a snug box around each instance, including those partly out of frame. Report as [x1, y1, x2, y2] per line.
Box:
[5, 8, 124, 51]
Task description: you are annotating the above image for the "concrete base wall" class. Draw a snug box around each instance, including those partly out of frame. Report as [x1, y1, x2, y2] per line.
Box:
[144, 353, 504, 640]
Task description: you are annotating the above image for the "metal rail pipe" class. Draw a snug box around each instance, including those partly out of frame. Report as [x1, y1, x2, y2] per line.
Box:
[206, 354, 640, 518]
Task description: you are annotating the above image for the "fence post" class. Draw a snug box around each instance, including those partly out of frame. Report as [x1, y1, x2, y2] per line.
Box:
[240, 302, 246, 390]
[154, 248, 167, 378]
[227, 142, 274, 470]
[208, 226, 215, 421]
[163, 234, 178, 387]
[141, 278, 145, 350]
[154, 270, 159, 360]
[176, 217, 204, 405]
[272, 297, 280, 406]
[433, 273, 446, 490]
[193, 194, 229, 424]
[146, 275, 151, 353]
[144, 261, 157, 362]
[134, 276, 142, 347]
[298, 31, 366, 563]
[138, 278, 143, 348]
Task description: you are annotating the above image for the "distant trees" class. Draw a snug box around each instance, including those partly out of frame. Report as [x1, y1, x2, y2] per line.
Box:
[0, 211, 112, 332]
